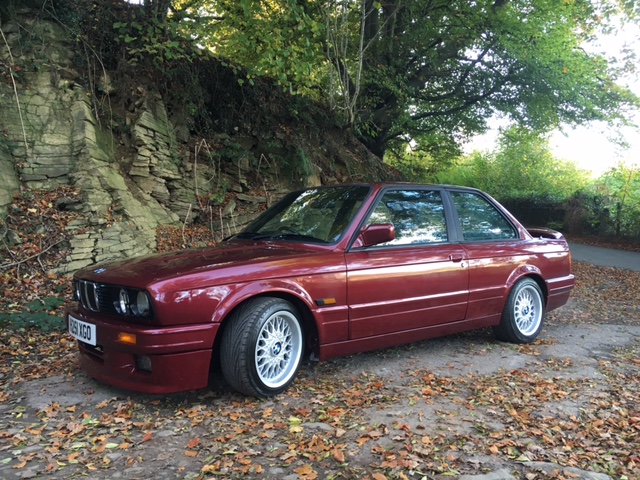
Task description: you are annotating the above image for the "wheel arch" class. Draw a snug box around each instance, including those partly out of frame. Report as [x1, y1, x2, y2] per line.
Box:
[505, 266, 549, 306]
[211, 289, 320, 373]
[494, 274, 547, 344]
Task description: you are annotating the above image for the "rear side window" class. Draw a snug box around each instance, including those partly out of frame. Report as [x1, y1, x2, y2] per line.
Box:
[451, 192, 517, 241]
[366, 189, 448, 245]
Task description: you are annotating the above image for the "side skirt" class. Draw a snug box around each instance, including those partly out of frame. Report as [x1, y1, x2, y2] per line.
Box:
[317, 315, 500, 361]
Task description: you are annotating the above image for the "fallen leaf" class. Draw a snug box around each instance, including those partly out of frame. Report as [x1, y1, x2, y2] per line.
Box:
[294, 464, 317, 479]
[332, 448, 345, 463]
[186, 438, 200, 449]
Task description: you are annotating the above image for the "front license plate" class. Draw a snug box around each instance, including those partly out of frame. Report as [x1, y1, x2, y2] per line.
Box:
[68, 315, 97, 346]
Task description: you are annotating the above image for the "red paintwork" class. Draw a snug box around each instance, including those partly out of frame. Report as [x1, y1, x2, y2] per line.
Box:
[75, 316, 218, 393]
[67, 183, 575, 394]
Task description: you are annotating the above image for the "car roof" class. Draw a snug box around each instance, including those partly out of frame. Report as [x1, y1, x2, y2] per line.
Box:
[306, 182, 484, 193]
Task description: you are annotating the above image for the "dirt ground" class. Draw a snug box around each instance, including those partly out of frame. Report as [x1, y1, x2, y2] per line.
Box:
[1, 260, 639, 480]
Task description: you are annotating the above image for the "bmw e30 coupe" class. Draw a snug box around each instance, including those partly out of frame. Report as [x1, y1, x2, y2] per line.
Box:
[67, 183, 574, 397]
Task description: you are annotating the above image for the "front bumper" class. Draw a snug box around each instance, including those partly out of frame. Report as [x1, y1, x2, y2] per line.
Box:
[67, 306, 219, 394]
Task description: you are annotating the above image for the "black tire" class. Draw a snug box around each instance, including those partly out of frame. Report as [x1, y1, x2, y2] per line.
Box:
[220, 297, 304, 397]
[493, 278, 545, 344]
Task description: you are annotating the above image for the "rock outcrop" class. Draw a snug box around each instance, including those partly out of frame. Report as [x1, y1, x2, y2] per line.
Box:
[0, 5, 398, 273]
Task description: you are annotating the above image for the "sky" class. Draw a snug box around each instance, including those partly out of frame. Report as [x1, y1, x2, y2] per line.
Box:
[549, 123, 637, 176]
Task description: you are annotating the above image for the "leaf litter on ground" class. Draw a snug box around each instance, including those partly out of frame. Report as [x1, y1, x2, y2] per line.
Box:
[1, 193, 639, 479]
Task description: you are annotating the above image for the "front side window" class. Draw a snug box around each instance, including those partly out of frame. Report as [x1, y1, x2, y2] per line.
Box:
[450, 191, 517, 241]
[365, 189, 448, 246]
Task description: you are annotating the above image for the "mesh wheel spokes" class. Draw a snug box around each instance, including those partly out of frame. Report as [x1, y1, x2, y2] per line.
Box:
[514, 286, 542, 336]
[255, 311, 301, 389]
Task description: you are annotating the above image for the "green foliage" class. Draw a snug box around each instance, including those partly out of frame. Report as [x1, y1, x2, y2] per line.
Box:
[112, 13, 197, 66]
[356, 0, 640, 157]
[197, 0, 640, 159]
[0, 297, 66, 332]
[197, 0, 325, 92]
[436, 128, 591, 202]
[213, 141, 251, 165]
[560, 162, 640, 238]
[430, 128, 593, 227]
[429, 127, 640, 238]
[385, 149, 439, 183]
[385, 135, 462, 182]
[55, 0, 640, 163]
[206, 180, 228, 205]
[565, 189, 613, 234]
[43, 1, 640, 226]
[592, 163, 640, 237]
[202, 142, 250, 204]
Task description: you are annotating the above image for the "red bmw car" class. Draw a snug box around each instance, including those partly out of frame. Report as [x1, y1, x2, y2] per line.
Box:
[67, 183, 575, 397]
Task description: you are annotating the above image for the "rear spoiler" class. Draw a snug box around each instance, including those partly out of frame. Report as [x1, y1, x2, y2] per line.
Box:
[526, 227, 565, 240]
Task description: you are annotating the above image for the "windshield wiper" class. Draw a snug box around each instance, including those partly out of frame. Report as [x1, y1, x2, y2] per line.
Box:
[235, 231, 263, 240]
[238, 232, 328, 243]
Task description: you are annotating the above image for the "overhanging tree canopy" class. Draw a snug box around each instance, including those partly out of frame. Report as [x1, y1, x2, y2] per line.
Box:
[332, 0, 640, 157]
[69, 0, 640, 159]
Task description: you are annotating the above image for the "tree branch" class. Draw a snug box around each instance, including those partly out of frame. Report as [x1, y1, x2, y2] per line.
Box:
[0, 240, 64, 270]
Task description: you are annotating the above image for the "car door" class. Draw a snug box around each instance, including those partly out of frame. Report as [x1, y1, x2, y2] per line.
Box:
[345, 188, 469, 339]
[448, 190, 523, 321]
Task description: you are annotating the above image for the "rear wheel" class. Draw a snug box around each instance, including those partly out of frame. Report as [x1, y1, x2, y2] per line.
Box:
[493, 278, 545, 343]
[220, 297, 304, 397]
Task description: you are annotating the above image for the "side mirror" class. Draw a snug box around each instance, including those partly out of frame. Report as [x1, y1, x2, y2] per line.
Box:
[360, 223, 395, 247]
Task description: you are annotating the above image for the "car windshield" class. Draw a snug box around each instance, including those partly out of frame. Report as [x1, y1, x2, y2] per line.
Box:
[236, 185, 370, 244]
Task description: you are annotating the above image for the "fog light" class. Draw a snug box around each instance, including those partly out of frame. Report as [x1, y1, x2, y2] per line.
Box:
[117, 332, 137, 345]
[135, 355, 152, 373]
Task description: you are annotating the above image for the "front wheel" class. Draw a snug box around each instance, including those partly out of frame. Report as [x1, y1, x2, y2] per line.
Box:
[493, 278, 545, 344]
[220, 297, 304, 397]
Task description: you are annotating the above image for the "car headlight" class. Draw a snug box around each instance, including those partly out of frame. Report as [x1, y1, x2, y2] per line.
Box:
[118, 288, 130, 314]
[115, 288, 153, 318]
[73, 280, 81, 301]
[133, 291, 151, 317]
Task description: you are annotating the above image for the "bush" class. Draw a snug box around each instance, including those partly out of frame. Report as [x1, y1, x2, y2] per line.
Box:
[564, 164, 640, 239]
[501, 195, 566, 228]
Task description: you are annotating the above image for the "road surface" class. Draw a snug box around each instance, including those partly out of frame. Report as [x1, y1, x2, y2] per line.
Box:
[569, 242, 640, 271]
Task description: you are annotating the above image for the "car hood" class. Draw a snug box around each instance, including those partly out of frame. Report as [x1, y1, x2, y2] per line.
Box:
[75, 240, 341, 290]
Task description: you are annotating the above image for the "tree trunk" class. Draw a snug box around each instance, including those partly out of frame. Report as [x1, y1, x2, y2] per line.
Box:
[144, 0, 172, 20]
